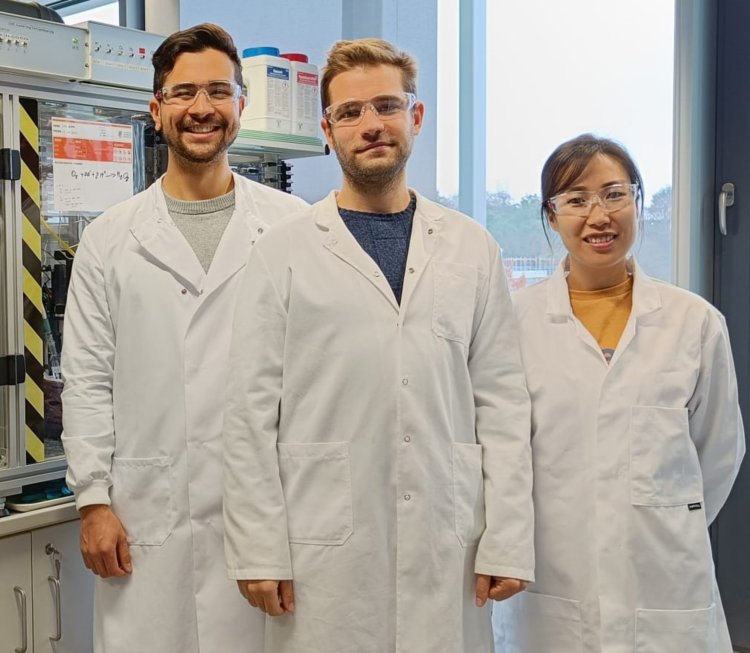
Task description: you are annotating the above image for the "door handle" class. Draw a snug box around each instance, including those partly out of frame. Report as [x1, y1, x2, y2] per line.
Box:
[48, 576, 62, 642]
[13, 586, 28, 653]
[719, 182, 735, 236]
[45, 542, 63, 641]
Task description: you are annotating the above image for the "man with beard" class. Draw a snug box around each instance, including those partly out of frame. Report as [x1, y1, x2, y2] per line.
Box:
[222, 39, 534, 652]
[61, 23, 308, 653]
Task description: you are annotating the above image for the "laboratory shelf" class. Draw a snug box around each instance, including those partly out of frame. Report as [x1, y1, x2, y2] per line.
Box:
[231, 129, 328, 159]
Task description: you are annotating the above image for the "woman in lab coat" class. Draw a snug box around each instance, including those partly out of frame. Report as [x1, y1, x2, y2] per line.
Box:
[493, 133, 745, 653]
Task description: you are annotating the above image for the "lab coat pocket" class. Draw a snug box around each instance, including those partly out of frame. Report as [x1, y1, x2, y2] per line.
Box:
[635, 604, 715, 653]
[278, 442, 353, 546]
[629, 406, 703, 506]
[452, 442, 485, 547]
[432, 263, 477, 345]
[495, 591, 583, 651]
[110, 456, 174, 546]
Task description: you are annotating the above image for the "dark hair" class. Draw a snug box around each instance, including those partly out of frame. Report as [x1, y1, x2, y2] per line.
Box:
[540, 133, 645, 242]
[152, 23, 242, 94]
[320, 38, 417, 111]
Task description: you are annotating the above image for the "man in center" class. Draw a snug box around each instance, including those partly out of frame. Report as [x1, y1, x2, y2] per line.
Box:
[222, 38, 534, 651]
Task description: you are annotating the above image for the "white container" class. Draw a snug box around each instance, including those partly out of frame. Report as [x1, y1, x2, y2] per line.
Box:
[281, 53, 319, 138]
[241, 46, 291, 134]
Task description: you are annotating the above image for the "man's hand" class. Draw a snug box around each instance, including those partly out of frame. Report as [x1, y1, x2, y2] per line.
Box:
[237, 579, 295, 616]
[79, 504, 132, 578]
[475, 574, 528, 607]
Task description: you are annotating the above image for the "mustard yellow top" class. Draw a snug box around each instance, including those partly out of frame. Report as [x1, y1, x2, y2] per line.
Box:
[569, 276, 634, 363]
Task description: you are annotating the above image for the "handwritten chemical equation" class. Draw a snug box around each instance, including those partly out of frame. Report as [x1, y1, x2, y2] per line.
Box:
[69, 169, 131, 182]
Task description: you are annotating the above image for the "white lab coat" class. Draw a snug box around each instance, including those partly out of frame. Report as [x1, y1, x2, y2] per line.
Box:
[222, 190, 534, 653]
[493, 259, 745, 653]
[61, 174, 308, 653]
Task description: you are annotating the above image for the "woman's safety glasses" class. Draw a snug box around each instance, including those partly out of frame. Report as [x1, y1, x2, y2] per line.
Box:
[547, 183, 639, 217]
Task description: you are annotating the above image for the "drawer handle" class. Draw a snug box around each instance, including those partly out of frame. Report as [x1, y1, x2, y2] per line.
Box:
[48, 576, 62, 642]
[13, 585, 28, 653]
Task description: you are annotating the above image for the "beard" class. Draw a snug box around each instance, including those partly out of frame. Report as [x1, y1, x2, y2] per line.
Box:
[332, 136, 413, 193]
[161, 116, 238, 167]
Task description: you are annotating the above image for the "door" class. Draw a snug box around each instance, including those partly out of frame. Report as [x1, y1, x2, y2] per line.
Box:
[714, 0, 750, 650]
[0, 532, 32, 653]
[31, 521, 93, 653]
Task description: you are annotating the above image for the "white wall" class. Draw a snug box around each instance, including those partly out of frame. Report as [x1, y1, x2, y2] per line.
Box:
[179, 0, 438, 202]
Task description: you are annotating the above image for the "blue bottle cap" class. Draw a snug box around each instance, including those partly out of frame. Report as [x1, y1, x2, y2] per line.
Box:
[242, 46, 280, 58]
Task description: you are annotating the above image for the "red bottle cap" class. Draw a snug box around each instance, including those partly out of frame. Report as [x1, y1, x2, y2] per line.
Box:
[280, 53, 308, 63]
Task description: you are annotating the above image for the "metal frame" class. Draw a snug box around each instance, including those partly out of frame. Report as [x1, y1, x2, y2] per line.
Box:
[671, 0, 717, 298]
[44, 0, 116, 14]
[0, 72, 152, 112]
[1, 87, 20, 482]
[457, 0, 486, 226]
[6, 91, 21, 474]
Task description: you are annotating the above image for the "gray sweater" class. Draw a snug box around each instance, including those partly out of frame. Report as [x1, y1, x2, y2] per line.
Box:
[164, 189, 235, 273]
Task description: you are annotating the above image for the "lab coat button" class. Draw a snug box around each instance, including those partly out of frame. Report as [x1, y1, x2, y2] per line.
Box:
[408, 267, 415, 273]
[257, 227, 264, 234]
[181, 288, 187, 295]
[401, 378, 408, 386]
[404, 494, 411, 501]
[427, 228, 434, 235]
[374, 270, 380, 277]
[403, 434, 411, 443]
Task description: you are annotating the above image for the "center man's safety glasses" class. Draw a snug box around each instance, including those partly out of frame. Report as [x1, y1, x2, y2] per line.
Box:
[155, 80, 242, 106]
[324, 92, 417, 126]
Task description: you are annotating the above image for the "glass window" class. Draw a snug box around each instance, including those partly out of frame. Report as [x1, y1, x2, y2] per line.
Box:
[437, 0, 459, 208]
[438, 1, 675, 288]
[61, 2, 120, 26]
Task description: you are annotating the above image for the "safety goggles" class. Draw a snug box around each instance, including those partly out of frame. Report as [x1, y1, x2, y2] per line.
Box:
[155, 80, 242, 106]
[324, 92, 417, 126]
[547, 183, 639, 217]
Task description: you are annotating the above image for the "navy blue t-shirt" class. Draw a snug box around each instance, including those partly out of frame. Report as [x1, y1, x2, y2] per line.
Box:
[339, 194, 416, 304]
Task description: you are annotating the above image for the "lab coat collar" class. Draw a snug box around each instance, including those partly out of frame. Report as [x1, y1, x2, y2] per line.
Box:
[130, 174, 268, 297]
[629, 259, 663, 317]
[313, 189, 443, 312]
[545, 256, 662, 319]
[400, 191, 443, 309]
[312, 189, 443, 230]
[203, 173, 269, 298]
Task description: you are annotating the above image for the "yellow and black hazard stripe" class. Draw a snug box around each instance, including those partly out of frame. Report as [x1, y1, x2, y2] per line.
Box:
[19, 97, 45, 464]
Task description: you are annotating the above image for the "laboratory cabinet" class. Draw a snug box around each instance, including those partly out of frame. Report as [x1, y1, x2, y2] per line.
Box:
[0, 518, 92, 653]
[0, 532, 32, 653]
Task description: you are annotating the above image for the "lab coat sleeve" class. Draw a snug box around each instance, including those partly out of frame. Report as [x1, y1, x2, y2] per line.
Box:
[223, 243, 293, 580]
[688, 311, 746, 525]
[470, 238, 535, 582]
[61, 227, 116, 509]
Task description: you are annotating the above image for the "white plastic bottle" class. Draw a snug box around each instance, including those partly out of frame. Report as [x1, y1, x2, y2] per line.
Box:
[280, 53, 319, 138]
[241, 46, 291, 134]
